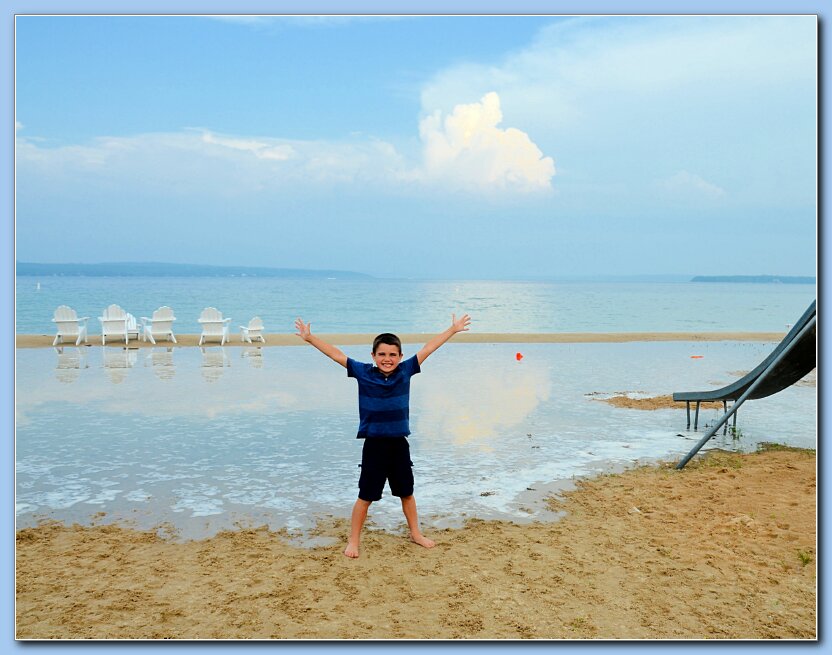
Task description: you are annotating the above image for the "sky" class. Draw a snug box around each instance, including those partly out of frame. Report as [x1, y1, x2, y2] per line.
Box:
[14, 13, 818, 279]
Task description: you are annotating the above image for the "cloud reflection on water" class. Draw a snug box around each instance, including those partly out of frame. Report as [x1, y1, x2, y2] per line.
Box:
[416, 358, 551, 448]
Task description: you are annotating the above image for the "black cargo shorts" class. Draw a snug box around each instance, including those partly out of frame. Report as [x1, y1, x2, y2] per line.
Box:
[357, 436, 414, 501]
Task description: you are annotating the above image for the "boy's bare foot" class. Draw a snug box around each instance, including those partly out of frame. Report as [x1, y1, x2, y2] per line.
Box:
[410, 534, 435, 549]
[344, 541, 360, 558]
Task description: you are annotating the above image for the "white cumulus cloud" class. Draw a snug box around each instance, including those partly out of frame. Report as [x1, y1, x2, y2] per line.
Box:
[418, 92, 555, 193]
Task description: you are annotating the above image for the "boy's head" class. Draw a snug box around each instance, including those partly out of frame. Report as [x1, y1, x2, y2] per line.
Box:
[372, 333, 403, 375]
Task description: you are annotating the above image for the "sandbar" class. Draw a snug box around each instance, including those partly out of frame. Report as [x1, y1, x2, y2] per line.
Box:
[16, 331, 786, 349]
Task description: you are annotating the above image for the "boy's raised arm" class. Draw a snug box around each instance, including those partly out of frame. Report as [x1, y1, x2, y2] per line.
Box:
[295, 318, 348, 368]
[416, 313, 471, 365]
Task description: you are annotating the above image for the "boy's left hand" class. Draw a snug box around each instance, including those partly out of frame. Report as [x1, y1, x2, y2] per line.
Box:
[451, 313, 471, 333]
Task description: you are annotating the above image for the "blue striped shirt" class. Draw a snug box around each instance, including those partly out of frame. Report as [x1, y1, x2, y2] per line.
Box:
[346, 355, 421, 438]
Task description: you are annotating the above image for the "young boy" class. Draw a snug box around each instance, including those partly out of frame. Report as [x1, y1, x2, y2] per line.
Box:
[294, 314, 471, 558]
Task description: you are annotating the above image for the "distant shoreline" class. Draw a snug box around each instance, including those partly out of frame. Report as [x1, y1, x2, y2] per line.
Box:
[15, 262, 373, 279]
[15, 264, 816, 284]
[16, 331, 786, 349]
[691, 275, 815, 284]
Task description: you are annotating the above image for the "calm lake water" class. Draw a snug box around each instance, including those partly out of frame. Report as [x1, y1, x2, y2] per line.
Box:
[16, 276, 817, 334]
[16, 338, 816, 541]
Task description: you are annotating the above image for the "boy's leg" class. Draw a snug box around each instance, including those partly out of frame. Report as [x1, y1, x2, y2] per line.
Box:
[400, 495, 435, 549]
[349, 439, 385, 558]
[345, 498, 371, 558]
[387, 438, 434, 549]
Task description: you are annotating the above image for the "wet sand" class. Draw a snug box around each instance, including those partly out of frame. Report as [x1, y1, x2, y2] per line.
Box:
[595, 394, 723, 410]
[16, 446, 816, 640]
[17, 331, 786, 349]
[591, 370, 815, 410]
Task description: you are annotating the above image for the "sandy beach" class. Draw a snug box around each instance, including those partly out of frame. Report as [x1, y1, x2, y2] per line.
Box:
[17, 331, 787, 349]
[16, 446, 815, 640]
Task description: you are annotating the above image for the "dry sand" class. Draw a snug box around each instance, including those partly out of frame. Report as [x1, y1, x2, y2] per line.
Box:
[17, 331, 786, 349]
[16, 446, 816, 640]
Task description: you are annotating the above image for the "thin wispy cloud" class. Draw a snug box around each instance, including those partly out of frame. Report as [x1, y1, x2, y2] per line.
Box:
[422, 16, 815, 120]
[206, 16, 273, 25]
[659, 170, 726, 200]
[206, 15, 406, 28]
[201, 132, 296, 161]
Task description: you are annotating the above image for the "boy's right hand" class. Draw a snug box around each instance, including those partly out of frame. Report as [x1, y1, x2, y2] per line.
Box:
[294, 318, 312, 341]
[294, 318, 348, 368]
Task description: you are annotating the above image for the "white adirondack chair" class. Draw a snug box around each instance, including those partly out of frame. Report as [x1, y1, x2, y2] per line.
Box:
[51, 305, 89, 346]
[126, 313, 141, 342]
[98, 304, 132, 345]
[141, 306, 177, 344]
[239, 316, 265, 343]
[198, 307, 231, 345]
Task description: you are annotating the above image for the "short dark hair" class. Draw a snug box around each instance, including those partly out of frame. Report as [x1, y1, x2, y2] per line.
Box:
[373, 333, 402, 354]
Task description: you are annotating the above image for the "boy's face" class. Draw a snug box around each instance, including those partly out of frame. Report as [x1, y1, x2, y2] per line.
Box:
[372, 343, 403, 375]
